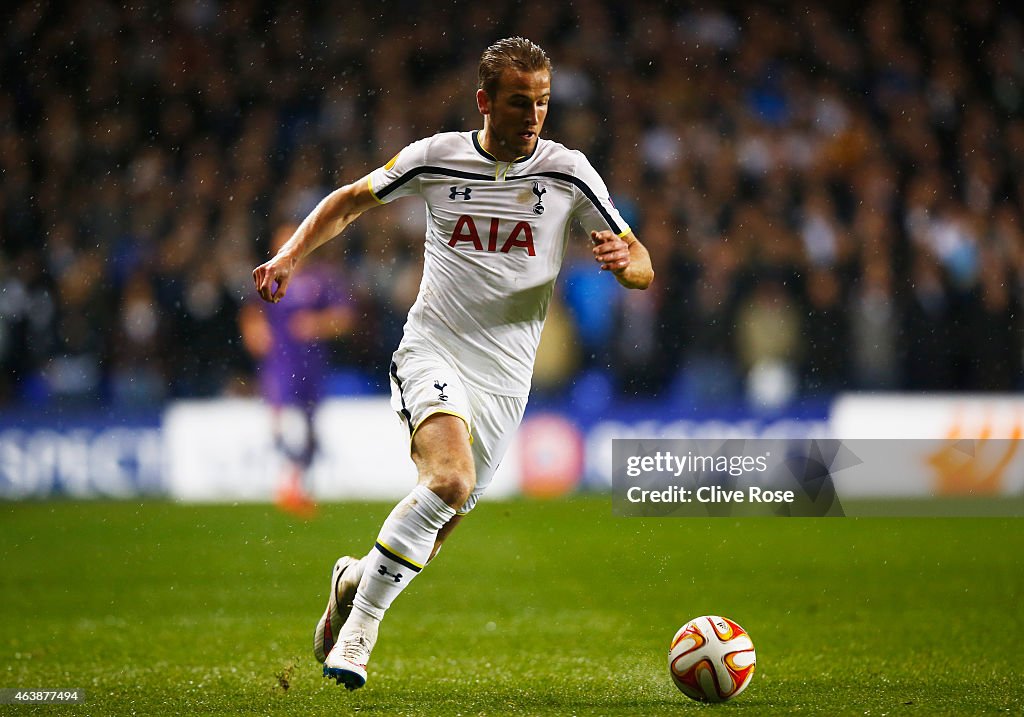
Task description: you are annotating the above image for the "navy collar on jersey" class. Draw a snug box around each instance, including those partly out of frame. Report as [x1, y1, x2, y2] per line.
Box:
[472, 130, 537, 164]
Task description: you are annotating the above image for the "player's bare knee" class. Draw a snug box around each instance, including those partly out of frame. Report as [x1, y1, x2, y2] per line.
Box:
[424, 471, 475, 510]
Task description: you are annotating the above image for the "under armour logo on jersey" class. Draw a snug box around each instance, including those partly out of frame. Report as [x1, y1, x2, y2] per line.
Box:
[434, 381, 448, 401]
[532, 182, 546, 215]
[377, 565, 403, 583]
[449, 186, 472, 200]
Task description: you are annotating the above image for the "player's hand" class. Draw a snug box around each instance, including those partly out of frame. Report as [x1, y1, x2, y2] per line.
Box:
[591, 230, 630, 273]
[253, 253, 296, 303]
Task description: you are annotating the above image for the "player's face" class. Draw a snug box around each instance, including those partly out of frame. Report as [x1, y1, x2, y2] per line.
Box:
[478, 69, 551, 161]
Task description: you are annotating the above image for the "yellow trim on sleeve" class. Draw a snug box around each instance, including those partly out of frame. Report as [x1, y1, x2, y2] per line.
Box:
[617, 227, 632, 239]
[367, 175, 384, 205]
[409, 409, 474, 446]
[376, 540, 425, 570]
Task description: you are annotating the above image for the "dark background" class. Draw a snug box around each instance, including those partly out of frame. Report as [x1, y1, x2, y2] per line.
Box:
[1, 0, 1021, 411]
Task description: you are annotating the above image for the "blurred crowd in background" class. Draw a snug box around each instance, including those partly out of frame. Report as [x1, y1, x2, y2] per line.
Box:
[1, 0, 1022, 412]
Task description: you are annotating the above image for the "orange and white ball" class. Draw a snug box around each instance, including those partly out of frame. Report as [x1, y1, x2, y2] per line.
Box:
[668, 615, 756, 702]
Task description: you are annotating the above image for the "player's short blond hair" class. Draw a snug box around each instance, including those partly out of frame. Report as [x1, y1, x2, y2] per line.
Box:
[478, 37, 551, 98]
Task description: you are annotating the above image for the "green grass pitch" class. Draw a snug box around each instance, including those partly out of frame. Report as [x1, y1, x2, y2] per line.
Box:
[1, 497, 1021, 715]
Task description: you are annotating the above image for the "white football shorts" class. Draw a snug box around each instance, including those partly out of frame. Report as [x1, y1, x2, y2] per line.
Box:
[388, 340, 527, 514]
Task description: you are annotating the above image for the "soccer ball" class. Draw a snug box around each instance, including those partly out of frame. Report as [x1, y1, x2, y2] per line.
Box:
[668, 615, 756, 702]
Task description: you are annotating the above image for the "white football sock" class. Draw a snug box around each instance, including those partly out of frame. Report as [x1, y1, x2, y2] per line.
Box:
[350, 485, 456, 624]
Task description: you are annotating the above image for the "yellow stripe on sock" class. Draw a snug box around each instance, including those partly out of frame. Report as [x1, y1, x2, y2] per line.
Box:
[376, 540, 425, 571]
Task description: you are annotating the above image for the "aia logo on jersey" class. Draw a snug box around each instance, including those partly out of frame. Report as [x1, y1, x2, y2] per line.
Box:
[448, 215, 536, 256]
[449, 186, 473, 201]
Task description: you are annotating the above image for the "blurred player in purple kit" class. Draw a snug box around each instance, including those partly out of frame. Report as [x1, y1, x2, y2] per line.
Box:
[241, 224, 354, 516]
[253, 37, 653, 689]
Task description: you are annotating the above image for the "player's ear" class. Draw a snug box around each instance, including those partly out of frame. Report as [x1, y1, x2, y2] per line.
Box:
[476, 88, 490, 116]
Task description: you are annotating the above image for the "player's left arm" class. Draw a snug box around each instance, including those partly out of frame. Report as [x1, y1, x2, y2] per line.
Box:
[591, 230, 654, 290]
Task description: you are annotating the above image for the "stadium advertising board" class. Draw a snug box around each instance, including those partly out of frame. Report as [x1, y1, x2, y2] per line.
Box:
[0, 419, 162, 499]
[4, 394, 1022, 507]
[163, 398, 520, 502]
[830, 394, 1024, 499]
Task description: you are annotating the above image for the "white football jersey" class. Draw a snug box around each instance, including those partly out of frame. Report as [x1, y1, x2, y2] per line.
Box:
[368, 130, 630, 396]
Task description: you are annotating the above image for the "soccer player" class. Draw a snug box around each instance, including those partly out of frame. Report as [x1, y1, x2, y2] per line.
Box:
[252, 37, 653, 690]
[240, 223, 354, 516]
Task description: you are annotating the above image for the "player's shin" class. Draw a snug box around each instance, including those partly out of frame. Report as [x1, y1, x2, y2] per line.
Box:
[350, 484, 457, 623]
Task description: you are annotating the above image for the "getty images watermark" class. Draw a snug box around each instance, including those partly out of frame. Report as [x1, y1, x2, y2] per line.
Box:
[612, 438, 1024, 517]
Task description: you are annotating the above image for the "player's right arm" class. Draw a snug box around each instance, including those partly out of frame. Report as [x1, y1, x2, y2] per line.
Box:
[253, 177, 379, 304]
